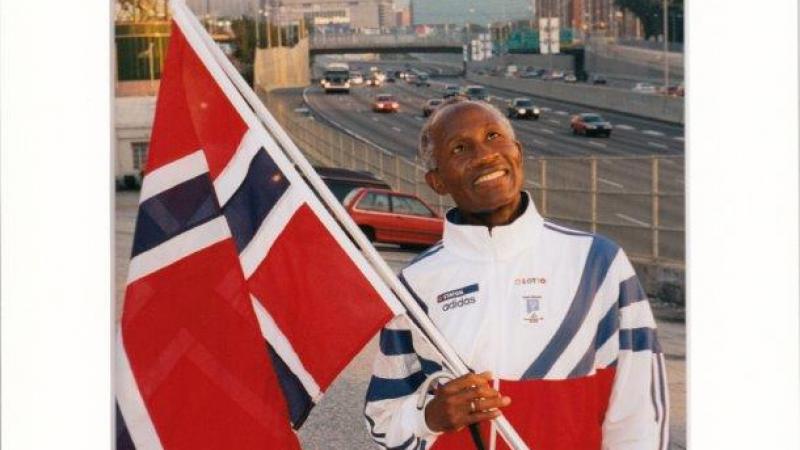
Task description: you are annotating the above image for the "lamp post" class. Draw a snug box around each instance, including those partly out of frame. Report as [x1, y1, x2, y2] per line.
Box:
[663, 0, 669, 90]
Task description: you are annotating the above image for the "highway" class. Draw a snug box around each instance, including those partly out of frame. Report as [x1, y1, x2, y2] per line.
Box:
[283, 64, 685, 261]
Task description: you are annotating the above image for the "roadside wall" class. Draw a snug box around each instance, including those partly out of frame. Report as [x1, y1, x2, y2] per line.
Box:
[115, 96, 156, 186]
[254, 38, 311, 91]
[467, 74, 684, 124]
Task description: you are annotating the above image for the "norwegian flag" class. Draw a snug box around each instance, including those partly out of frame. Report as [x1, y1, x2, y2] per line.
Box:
[115, 17, 404, 449]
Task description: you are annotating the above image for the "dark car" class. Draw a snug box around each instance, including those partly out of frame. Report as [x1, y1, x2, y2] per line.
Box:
[591, 74, 607, 85]
[507, 98, 540, 120]
[442, 84, 461, 98]
[343, 188, 443, 247]
[315, 167, 392, 202]
[422, 98, 444, 117]
[462, 85, 489, 101]
[570, 113, 613, 137]
[413, 73, 431, 87]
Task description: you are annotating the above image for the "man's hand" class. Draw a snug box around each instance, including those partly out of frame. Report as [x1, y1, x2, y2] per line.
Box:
[424, 371, 511, 433]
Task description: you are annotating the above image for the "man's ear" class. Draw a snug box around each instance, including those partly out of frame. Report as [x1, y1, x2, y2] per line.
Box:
[425, 170, 448, 195]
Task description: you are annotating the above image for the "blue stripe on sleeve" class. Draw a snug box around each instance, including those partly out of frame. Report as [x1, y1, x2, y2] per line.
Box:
[222, 148, 289, 253]
[522, 235, 619, 379]
[131, 173, 220, 257]
[619, 327, 660, 352]
[618, 275, 647, 307]
[379, 328, 415, 355]
[366, 372, 428, 402]
[266, 342, 313, 429]
[420, 357, 443, 375]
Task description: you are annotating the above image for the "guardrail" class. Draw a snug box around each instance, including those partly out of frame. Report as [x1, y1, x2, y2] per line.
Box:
[261, 90, 684, 268]
[310, 32, 465, 49]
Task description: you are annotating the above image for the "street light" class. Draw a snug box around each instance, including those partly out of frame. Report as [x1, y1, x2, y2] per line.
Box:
[663, 0, 669, 90]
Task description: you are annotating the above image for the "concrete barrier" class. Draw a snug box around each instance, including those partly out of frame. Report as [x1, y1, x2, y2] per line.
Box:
[254, 38, 311, 91]
[467, 74, 684, 124]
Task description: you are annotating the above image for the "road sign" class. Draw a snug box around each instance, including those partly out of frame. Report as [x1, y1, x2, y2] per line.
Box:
[539, 17, 560, 55]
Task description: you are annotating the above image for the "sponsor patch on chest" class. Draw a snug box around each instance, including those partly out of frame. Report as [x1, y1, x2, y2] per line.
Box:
[436, 283, 479, 312]
[514, 276, 548, 324]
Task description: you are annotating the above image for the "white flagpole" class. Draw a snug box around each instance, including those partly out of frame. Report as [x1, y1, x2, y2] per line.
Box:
[168, 2, 529, 449]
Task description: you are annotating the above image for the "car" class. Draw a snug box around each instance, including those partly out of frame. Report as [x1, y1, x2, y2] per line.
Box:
[462, 85, 489, 101]
[350, 72, 364, 85]
[442, 84, 461, 98]
[570, 113, 613, 137]
[663, 84, 684, 96]
[564, 73, 577, 83]
[591, 74, 607, 85]
[385, 74, 396, 83]
[366, 76, 382, 87]
[422, 98, 444, 117]
[343, 188, 444, 247]
[507, 98, 540, 120]
[314, 167, 392, 202]
[542, 70, 565, 81]
[632, 82, 657, 94]
[413, 73, 431, 87]
[519, 69, 542, 79]
[372, 94, 399, 113]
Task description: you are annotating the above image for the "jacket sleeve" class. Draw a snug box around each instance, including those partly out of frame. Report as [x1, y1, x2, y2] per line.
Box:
[601, 250, 670, 450]
[364, 314, 446, 450]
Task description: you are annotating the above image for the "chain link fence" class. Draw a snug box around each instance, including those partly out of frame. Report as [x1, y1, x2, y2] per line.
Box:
[260, 91, 684, 268]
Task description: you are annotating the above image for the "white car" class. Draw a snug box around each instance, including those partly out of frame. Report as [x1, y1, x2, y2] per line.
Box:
[350, 72, 364, 85]
[632, 82, 657, 94]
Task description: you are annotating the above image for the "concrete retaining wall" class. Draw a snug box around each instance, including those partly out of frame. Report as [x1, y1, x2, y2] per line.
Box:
[255, 38, 311, 91]
[467, 74, 684, 124]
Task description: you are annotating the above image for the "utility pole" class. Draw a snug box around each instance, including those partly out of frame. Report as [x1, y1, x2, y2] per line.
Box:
[663, 0, 669, 90]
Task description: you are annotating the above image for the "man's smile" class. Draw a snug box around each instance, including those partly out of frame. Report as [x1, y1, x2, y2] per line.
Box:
[473, 168, 509, 186]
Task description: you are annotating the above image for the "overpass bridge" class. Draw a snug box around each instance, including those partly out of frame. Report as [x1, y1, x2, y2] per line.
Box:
[309, 33, 465, 55]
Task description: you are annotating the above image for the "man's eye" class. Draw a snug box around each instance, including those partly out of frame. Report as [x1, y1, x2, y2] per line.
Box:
[487, 131, 500, 141]
[452, 144, 464, 154]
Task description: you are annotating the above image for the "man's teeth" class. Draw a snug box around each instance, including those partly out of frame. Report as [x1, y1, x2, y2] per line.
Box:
[474, 170, 506, 184]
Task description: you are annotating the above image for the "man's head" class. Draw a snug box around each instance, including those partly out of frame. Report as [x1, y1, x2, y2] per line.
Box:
[419, 98, 524, 225]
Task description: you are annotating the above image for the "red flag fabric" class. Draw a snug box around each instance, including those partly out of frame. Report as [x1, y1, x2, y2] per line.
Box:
[116, 19, 402, 449]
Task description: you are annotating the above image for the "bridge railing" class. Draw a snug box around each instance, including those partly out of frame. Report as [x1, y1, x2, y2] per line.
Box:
[261, 90, 684, 268]
[310, 32, 465, 48]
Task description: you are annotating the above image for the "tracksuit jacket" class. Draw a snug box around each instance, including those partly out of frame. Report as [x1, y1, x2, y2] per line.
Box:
[364, 192, 669, 450]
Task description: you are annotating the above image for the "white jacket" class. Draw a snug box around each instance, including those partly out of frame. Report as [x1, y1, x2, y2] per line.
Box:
[364, 193, 669, 450]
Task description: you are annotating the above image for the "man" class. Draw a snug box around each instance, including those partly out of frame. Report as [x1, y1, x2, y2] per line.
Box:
[364, 98, 669, 450]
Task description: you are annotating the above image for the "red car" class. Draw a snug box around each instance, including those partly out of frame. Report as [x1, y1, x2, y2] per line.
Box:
[372, 94, 399, 113]
[344, 188, 443, 247]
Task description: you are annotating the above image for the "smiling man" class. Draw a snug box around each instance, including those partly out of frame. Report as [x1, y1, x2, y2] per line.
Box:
[364, 99, 669, 450]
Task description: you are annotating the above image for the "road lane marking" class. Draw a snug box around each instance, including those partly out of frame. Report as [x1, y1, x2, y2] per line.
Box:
[642, 130, 665, 136]
[540, 107, 552, 112]
[589, 141, 607, 148]
[616, 124, 635, 130]
[540, 129, 554, 134]
[648, 141, 669, 149]
[547, 119, 560, 125]
[616, 213, 650, 227]
[673, 136, 684, 141]
[372, 117, 379, 122]
[414, 116, 423, 121]
[555, 110, 568, 116]
[599, 177, 624, 188]
[532, 139, 546, 146]
[392, 127, 402, 132]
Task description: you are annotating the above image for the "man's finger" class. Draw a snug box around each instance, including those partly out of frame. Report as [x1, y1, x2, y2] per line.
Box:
[469, 395, 512, 413]
[438, 372, 493, 394]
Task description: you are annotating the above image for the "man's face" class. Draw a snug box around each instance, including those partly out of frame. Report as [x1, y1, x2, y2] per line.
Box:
[425, 102, 524, 215]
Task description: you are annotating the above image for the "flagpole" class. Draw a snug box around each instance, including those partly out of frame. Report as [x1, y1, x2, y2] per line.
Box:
[168, 2, 529, 449]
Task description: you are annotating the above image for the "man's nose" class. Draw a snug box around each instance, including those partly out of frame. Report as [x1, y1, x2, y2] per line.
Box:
[473, 140, 500, 163]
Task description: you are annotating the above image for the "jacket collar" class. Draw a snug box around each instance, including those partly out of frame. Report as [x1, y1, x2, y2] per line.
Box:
[443, 191, 543, 261]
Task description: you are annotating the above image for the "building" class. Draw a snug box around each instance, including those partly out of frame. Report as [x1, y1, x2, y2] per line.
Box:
[250, 0, 395, 31]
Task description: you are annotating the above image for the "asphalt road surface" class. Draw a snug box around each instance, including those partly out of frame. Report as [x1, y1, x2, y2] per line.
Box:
[282, 73, 685, 262]
[114, 190, 685, 449]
